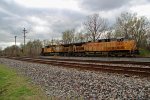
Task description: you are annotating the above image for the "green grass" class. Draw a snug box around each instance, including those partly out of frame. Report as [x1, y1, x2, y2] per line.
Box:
[0, 64, 48, 100]
[139, 48, 150, 57]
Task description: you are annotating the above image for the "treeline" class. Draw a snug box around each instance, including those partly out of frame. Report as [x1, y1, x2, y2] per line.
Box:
[0, 11, 150, 57]
[65, 12, 150, 49]
[59, 12, 150, 49]
[0, 40, 42, 57]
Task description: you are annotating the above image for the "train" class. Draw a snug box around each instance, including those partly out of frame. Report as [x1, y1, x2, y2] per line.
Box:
[41, 38, 139, 57]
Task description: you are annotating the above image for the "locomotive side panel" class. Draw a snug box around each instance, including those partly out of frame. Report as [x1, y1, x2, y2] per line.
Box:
[42, 47, 55, 55]
[55, 45, 64, 53]
[123, 40, 137, 51]
[74, 46, 84, 52]
[84, 42, 109, 56]
[41, 39, 139, 56]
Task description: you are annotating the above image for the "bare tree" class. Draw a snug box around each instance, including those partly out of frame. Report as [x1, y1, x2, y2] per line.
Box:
[104, 26, 115, 39]
[43, 39, 60, 46]
[84, 14, 107, 42]
[115, 12, 150, 48]
[54, 39, 61, 45]
[74, 32, 85, 43]
[131, 17, 150, 48]
[43, 39, 51, 46]
[115, 12, 137, 38]
[3, 45, 21, 56]
[26, 40, 43, 57]
[147, 38, 150, 50]
[49, 39, 61, 45]
[0, 47, 2, 56]
[84, 33, 91, 42]
[105, 31, 112, 39]
[62, 29, 75, 44]
[3, 40, 43, 57]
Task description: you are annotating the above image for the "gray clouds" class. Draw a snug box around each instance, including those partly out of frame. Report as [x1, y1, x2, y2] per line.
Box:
[79, 0, 129, 11]
[0, 0, 150, 49]
[0, 0, 85, 43]
[78, 0, 150, 11]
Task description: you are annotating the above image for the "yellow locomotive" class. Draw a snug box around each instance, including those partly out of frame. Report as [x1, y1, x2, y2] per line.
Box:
[41, 38, 139, 56]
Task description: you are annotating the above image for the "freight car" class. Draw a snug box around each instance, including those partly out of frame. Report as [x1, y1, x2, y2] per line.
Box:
[41, 38, 139, 57]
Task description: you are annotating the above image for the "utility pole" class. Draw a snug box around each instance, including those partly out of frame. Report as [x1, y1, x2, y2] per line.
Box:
[23, 28, 27, 54]
[15, 36, 17, 46]
[23, 28, 27, 46]
[15, 36, 17, 56]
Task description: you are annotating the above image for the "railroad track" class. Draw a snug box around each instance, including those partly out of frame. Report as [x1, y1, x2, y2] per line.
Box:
[5, 57, 150, 77]
[39, 57, 150, 66]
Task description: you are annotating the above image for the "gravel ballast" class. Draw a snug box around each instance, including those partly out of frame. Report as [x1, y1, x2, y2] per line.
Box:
[0, 58, 150, 99]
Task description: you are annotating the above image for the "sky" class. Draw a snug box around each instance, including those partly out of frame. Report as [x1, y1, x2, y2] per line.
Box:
[0, 0, 150, 49]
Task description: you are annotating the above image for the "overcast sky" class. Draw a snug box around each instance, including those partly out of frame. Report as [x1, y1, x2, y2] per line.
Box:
[0, 0, 150, 49]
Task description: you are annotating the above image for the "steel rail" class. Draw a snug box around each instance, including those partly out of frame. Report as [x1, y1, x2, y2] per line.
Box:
[8, 57, 150, 77]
